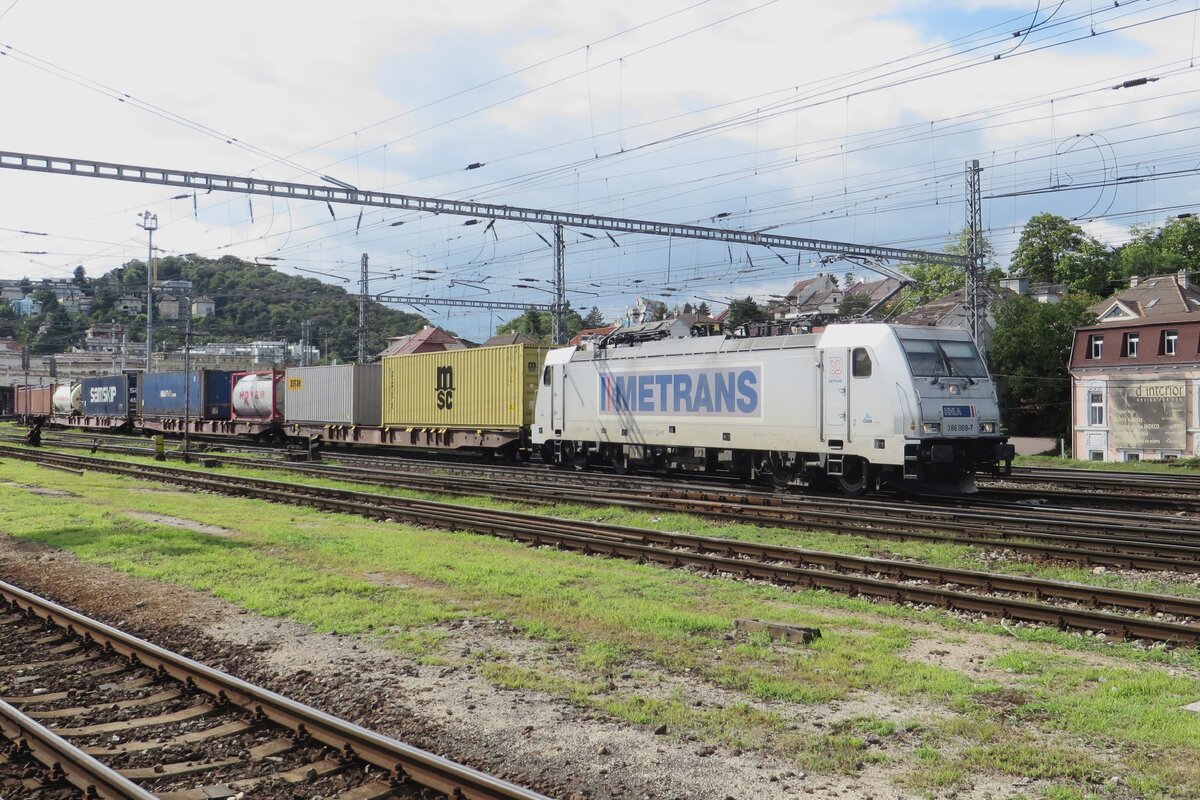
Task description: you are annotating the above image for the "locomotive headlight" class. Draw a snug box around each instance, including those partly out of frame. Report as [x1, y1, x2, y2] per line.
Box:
[922, 422, 941, 434]
[980, 422, 997, 433]
[947, 383, 960, 395]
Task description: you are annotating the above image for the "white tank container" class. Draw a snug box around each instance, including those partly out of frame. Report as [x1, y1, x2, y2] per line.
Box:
[232, 373, 281, 418]
[53, 383, 83, 415]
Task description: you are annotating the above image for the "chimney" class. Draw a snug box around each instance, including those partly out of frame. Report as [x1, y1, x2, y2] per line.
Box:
[1130, 275, 1140, 288]
[1178, 269, 1191, 290]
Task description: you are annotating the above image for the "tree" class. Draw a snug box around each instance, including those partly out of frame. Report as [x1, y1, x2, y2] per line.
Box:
[988, 294, 1097, 437]
[1156, 215, 1200, 268]
[495, 306, 585, 343]
[837, 293, 871, 317]
[695, 301, 710, 316]
[725, 297, 763, 330]
[896, 227, 1001, 312]
[582, 306, 605, 328]
[1009, 213, 1115, 294]
[73, 265, 87, 287]
[1111, 224, 1164, 281]
[897, 261, 964, 311]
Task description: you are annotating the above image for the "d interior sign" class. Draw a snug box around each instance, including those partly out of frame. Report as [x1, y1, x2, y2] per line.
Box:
[1111, 381, 1186, 450]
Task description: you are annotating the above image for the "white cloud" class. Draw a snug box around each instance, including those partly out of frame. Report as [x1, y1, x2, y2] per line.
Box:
[0, 1, 1194, 341]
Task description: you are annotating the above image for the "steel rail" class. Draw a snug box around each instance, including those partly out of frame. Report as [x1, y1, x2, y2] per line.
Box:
[0, 697, 157, 800]
[7, 437, 1200, 571]
[5, 445, 1199, 645]
[0, 579, 550, 800]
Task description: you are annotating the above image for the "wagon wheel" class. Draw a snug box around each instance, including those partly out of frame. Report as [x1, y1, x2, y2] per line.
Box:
[836, 456, 870, 497]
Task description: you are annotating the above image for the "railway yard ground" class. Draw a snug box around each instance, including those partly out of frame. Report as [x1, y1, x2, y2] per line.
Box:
[3, 432, 1200, 798]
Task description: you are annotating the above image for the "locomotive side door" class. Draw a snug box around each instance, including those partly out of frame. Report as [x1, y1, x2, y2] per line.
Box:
[550, 364, 566, 436]
[821, 348, 850, 443]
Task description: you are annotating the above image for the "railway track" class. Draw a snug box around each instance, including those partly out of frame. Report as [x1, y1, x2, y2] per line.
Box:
[10, 435, 1200, 575]
[3, 443, 1200, 647]
[0, 579, 550, 800]
[22, 429, 1200, 512]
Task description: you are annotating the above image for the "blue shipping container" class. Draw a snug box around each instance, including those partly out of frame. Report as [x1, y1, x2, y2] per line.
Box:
[81, 374, 136, 417]
[139, 370, 233, 420]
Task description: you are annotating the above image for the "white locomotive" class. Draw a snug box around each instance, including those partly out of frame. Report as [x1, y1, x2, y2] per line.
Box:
[532, 322, 1014, 494]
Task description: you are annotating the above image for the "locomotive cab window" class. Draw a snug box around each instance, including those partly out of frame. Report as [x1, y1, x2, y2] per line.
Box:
[898, 336, 987, 379]
[542, 365, 553, 386]
[852, 348, 872, 378]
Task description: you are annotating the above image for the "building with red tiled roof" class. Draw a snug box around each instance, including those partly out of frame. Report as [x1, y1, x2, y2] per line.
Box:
[568, 326, 618, 347]
[378, 326, 471, 358]
[893, 284, 1017, 357]
[481, 332, 538, 347]
[1069, 271, 1200, 462]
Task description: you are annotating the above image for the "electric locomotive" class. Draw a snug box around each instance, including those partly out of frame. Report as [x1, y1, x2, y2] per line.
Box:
[532, 322, 1013, 495]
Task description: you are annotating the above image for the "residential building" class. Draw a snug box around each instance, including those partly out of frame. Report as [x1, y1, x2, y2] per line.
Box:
[1068, 272, 1200, 462]
[378, 326, 472, 357]
[156, 294, 182, 320]
[191, 296, 216, 318]
[115, 294, 145, 314]
[85, 323, 127, 352]
[893, 284, 1017, 358]
[481, 332, 538, 347]
[10, 296, 42, 317]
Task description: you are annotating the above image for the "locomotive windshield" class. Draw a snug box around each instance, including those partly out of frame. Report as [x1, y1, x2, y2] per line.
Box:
[899, 336, 988, 379]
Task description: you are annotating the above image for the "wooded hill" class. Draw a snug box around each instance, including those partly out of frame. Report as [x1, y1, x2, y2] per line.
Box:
[0, 254, 428, 361]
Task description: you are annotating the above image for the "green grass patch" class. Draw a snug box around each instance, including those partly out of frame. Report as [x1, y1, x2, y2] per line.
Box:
[2, 454, 1200, 795]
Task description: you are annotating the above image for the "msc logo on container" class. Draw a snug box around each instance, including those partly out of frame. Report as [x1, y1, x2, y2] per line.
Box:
[435, 365, 455, 410]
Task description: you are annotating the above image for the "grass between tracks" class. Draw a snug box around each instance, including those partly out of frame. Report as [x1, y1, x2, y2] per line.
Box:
[1, 454, 1200, 797]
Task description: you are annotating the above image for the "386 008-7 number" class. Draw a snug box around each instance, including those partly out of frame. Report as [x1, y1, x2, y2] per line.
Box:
[944, 421, 975, 434]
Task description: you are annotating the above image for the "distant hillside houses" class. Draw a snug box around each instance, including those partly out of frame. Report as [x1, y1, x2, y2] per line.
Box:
[0, 277, 93, 316]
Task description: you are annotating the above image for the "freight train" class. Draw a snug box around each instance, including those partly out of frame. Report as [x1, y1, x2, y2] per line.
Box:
[10, 324, 1014, 495]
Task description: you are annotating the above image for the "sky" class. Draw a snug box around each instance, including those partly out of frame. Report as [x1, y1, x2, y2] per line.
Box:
[0, 0, 1197, 341]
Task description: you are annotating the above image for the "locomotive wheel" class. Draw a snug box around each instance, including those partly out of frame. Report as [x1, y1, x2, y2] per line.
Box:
[836, 457, 869, 497]
[609, 449, 632, 475]
[561, 440, 590, 471]
[760, 452, 794, 490]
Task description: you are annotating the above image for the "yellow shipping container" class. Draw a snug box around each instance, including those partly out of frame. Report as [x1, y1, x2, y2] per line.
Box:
[381, 344, 547, 429]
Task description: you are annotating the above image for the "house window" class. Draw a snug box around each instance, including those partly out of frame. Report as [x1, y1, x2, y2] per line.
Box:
[1088, 392, 1105, 426]
[852, 348, 872, 378]
[1122, 332, 1139, 358]
[1087, 335, 1103, 359]
[1162, 330, 1178, 356]
[1089, 450, 1104, 461]
[1124, 452, 1141, 463]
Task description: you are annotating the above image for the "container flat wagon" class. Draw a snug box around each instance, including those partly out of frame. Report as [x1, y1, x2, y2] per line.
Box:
[224, 370, 285, 439]
[282, 345, 546, 457]
[138, 370, 234, 434]
[283, 364, 382, 444]
[52, 374, 137, 431]
[14, 384, 54, 420]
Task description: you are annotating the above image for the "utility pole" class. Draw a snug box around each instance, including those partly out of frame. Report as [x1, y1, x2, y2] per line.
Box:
[358, 253, 368, 363]
[552, 223, 566, 345]
[137, 211, 158, 372]
[183, 297, 192, 463]
[964, 160, 984, 347]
